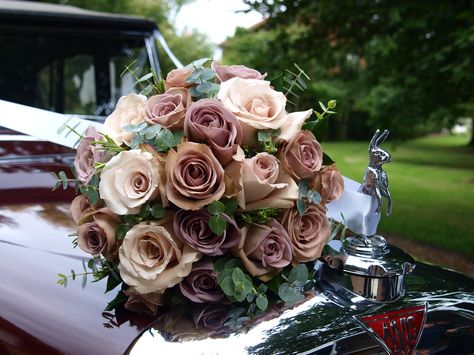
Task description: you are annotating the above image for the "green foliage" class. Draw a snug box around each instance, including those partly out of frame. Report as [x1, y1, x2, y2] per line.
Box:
[206, 200, 228, 235]
[296, 179, 322, 216]
[116, 201, 166, 240]
[123, 122, 183, 151]
[256, 129, 280, 154]
[239, 208, 281, 225]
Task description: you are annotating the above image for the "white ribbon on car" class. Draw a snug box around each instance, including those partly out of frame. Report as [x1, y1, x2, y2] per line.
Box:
[0, 99, 381, 235]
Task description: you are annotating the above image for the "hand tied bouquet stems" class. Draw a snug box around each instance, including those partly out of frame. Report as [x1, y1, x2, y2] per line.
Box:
[57, 58, 345, 330]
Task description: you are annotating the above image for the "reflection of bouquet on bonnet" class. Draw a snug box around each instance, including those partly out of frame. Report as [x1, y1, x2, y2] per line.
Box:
[56, 58, 344, 321]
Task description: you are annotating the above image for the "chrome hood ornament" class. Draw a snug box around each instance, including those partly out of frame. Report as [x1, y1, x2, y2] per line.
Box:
[317, 130, 415, 304]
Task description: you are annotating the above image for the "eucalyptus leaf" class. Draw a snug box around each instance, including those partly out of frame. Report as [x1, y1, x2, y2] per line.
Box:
[232, 268, 246, 285]
[256, 294, 269, 311]
[322, 153, 335, 165]
[307, 190, 322, 205]
[207, 200, 226, 215]
[278, 283, 304, 304]
[137, 72, 153, 82]
[214, 258, 228, 274]
[189, 86, 204, 98]
[150, 203, 165, 219]
[105, 273, 122, 293]
[81, 273, 87, 289]
[184, 57, 211, 70]
[220, 276, 234, 296]
[199, 68, 216, 81]
[209, 215, 227, 236]
[196, 82, 220, 94]
[296, 198, 306, 216]
[289, 264, 309, 284]
[116, 224, 130, 241]
[257, 131, 272, 142]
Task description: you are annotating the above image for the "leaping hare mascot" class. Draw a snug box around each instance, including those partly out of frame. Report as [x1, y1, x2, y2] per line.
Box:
[359, 129, 392, 215]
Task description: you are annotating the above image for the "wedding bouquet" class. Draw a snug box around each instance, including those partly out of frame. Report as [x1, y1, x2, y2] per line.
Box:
[56, 58, 345, 324]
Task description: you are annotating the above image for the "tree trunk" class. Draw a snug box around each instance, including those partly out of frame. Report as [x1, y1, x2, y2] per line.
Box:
[470, 117, 474, 146]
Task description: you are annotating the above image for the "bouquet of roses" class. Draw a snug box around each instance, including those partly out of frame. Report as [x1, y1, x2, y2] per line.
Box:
[56, 58, 344, 320]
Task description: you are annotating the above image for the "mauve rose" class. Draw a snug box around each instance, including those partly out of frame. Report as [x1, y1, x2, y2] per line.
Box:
[77, 207, 120, 260]
[124, 287, 164, 315]
[70, 195, 90, 224]
[239, 153, 299, 210]
[103, 93, 146, 146]
[145, 88, 191, 129]
[311, 165, 344, 204]
[174, 210, 241, 256]
[211, 61, 266, 83]
[74, 127, 108, 184]
[165, 68, 193, 90]
[99, 149, 162, 215]
[180, 260, 225, 303]
[165, 142, 225, 210]
[282, 203, 330, 263]
[236, 219, 292, 280]
[118, 218, 201, 294]
[184, 98, 243, 166]
[193, 304, 228, 330]
[281, 130, 323, 180]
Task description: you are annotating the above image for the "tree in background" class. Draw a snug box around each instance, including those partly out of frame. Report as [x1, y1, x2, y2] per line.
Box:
[224, 0, 474, 143]
[33, 0, 214, 74]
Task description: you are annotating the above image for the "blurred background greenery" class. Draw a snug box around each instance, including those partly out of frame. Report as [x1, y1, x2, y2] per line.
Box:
[34, 0, 474, 262]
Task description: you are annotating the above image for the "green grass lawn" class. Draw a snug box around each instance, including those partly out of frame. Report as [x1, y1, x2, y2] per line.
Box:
[323, 134, 474, 258]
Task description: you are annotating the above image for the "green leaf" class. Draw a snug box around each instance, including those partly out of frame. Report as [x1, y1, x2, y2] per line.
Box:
[257, 283, 268, 294]
[207, 200, 226, 215]
[222, 198, 239, 216]
[59, 171, 68, 190]
[224, 259, 242, 271]
[296, 197, 306, 216]
[318, 101, 327, 111]
[209, 215, 227, 236]
[81, 273, 87, 289]
[139, 203, 151, 218]
[154, 129, 175, 150]
[196, 82, 220, 94]
[70, 269, 76, 280]
[189, 86, 204, 98]
[289, 264, 309, 284]
[322, 153, 335, 165]
[199, 68, 216, 81]
[256, 294, 268, 311]
[307, 190, 322, 205]
[105, 273, 122, 293]
[173, 130, 184, 145]
[257, 131, 272, 142]
[278, 283, 304, 304]
[220, 277, 234, 296]
[89, 174, 100, 188]
[234, 289, 247, 302]
[137, 72, 153, 83]
[144, 125, 162, 140]
[150, 203, 165, 219]
[299, 179, 309, 197]
[139, 84, 153, 96]
[184, 57, 211, 70]
[116, 224, 130, 241]
[104, 291, 127, 312]
[214, 258, 228, 274]
[232, 268, 246, 285]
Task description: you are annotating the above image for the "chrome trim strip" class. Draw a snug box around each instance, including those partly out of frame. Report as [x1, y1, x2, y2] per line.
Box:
[153, 29, 183, 68]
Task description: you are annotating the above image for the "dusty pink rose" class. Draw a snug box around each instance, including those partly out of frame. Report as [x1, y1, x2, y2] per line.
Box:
[282, 203, 330, 263]
[211, 61, 267, 83]
[311, 165, 344, 204]
[165, 142, 225, 210]
[180, 260, 225, 303]
[165, 68, 194, 90]
[281, 130, 323, 179]
[239, 153, 299, 210]
[174, 210, 241, 256]
[70, 195, 90, 224]
[103, 93, 146, 146]
[124, 287, 164, 315]
[74, 127, 108, 184]
[193, 305, 229, 330]
[145, 88, 191, 129]
[184, 98, 243, 166]
[236, 219, 292, 280]
[118, 218, 201, 294]
[76, 207, 120, 260]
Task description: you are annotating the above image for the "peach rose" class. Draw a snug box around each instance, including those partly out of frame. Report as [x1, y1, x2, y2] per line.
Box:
[311, 165, 344, 204]
[70, 195, 90, 224]
[145, 87, 191, 129]
[76, 207, 120, 260]
[104, 93, 146, 146]
[99, 149, 161, 215]
[165, 142, 225, 210]
[211, 61, 267, 83]
[164, 68, 194, 90]
[282, 203, 330, 263]
[239, 153, 299, 210]
[281, 130, 323, 180]
[118, 218, 201, 294]
[236, 219, 292, 280]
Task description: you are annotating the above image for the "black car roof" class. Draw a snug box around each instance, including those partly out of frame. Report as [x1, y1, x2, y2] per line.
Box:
[0, 0, 157, 32]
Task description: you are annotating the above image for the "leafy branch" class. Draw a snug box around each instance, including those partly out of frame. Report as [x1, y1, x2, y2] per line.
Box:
[256, 129, 280, 154]
[185, 58, 220, 99]
[238, 208, 281, 225]
[281, 63, 311, 105]
[296, 179, 322, 216]
[123, 123, 183, 152]
[116, 201, 166, 240]
[121, 60, 165, 96]
[304, 100, 337, 142]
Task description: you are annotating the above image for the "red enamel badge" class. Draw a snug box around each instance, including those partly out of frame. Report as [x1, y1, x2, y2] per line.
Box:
[358, 304, 427, 355]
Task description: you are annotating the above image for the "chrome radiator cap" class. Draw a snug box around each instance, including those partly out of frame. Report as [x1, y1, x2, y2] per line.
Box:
[317, 235, 415, 303]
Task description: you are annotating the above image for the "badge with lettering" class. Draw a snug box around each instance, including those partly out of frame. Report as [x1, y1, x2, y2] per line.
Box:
[355, 304, 427, 355]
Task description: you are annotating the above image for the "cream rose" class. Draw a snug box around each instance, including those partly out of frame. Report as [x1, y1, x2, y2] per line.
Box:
[118, 218, 201, 294]
[311, 165, 344, 204]
[145, 87, 191, 129]
[239, 153, 299, 210]
[217, 78, 287, 131]
[165, 142, 225, 210]
[99, 149, 161, 215]
[103, 93, 146, 146]
[282, 203, 330, 263]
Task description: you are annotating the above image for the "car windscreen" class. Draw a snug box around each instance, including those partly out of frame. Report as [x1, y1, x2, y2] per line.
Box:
[0, 33, 150, 117]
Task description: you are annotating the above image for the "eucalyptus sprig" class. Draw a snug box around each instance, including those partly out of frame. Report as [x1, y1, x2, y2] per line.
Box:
[276, 63, 311, 105]
[51, 170, 78, 191]
[184, 57, 220, 99]
[296, 179, 322, 216]
[122, 122, 183, 152]
[121, 60, 164, 96]
[304, 99, 337, 143]
[116, 201, 166, 240]
[239, 208, 281, 225]
[256, 129, 280, 154]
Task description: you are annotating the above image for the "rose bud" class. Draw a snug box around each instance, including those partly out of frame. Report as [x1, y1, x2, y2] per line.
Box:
[193, 304, 229, 330]
[76, 207, 120, 260]
[74, 127, 109, 184]
[103, 93, 146, 146]
[165, 142, 225, 210]
[180, 260, 225, 303]
[174, 210, 241, 256]
[118, 218, 201, 295]
[164, 67, 194, 90]
[145, 87, 191, 130]
[282, 203, 330, 263]
[281, 130, 323, 180]
[184, 98, 242, 166]
[236, 219, 292, 281]
[311, 165, 345, 204]
[211, 61, 267, 83]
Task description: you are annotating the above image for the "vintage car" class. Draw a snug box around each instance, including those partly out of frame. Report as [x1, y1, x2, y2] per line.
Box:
[1, 2, 474, 355]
